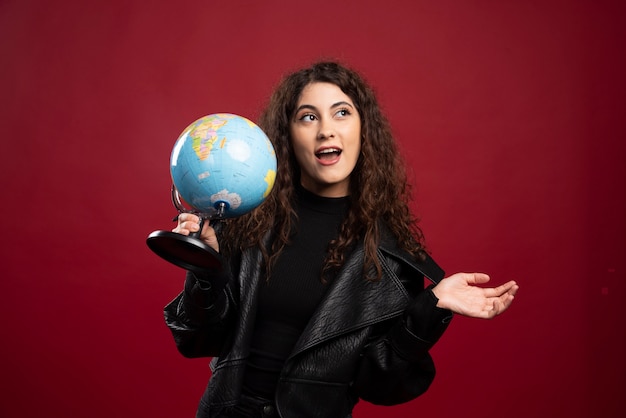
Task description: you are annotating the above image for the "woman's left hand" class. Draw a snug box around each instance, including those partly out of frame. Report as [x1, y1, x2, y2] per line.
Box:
[431, 273, 519, 319]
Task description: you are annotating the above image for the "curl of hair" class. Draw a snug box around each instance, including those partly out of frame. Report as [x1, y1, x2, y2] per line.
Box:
[221, 61, 425, 281]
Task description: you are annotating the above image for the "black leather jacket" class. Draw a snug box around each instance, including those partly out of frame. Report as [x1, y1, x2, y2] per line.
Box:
[164, 226, 452, 418]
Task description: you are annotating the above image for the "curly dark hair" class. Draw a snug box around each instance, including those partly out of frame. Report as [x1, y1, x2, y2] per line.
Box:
[221, 61, 425, 281]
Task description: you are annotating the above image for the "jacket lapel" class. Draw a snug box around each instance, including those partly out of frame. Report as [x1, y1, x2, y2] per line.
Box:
[288, 226, 445, 359]
[289, 242, 409, 358]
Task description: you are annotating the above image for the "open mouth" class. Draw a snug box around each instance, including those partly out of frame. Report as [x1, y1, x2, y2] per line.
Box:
[315, 148, 342, 160]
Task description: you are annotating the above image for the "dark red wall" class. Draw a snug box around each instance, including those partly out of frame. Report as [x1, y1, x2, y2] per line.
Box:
[1, 1, 624, 417]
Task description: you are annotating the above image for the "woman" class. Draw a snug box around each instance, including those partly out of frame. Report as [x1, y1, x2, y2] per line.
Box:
[165, 61, 518, 418]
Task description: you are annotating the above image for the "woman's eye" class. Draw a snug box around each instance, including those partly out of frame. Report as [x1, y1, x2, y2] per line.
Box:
[300, 114, 316, 122]
[336, 108, 350, 117]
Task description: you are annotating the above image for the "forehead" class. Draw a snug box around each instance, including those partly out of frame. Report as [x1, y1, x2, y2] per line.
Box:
[297, 82, 355, 106]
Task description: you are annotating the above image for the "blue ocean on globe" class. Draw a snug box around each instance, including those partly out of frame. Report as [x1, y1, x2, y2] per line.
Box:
[170, 113, 277, 218]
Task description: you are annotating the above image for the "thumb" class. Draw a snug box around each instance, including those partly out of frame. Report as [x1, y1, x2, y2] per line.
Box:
[200, 225, 220, 252]
[465, 273, 490, 285]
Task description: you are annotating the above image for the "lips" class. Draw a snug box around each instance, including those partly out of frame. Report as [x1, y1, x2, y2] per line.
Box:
[315, 147, 342, 161]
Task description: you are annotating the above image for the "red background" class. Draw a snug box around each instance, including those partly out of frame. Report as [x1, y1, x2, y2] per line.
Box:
[1, 1, 624, 417]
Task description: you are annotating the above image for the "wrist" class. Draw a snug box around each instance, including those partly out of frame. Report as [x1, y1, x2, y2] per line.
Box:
[430, 285, 449, 310]
[184, 272, 215, 308]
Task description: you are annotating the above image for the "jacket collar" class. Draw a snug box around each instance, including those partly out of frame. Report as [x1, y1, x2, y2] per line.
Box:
[377, 223, 445, 285]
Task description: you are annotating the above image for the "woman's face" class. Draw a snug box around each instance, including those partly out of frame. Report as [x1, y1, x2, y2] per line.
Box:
[289, 82, 361, 197]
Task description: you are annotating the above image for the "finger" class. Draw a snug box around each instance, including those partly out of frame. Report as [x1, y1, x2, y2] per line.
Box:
[492, 291, 516, 316]
[498, 281, 519, 296]
[500, 280, 518, 290]
[464, 273, 490, 285]
[181, 214, 202, 230]
[509, 282, 520, 296]
[179, 213, 201, 225]
[172, 213, 201, 235]
[482, 280, 518, 298]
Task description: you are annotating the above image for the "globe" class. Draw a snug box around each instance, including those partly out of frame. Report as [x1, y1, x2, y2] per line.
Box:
[170, 113, 277, 218]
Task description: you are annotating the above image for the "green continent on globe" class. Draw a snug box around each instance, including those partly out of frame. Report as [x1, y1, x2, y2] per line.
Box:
[189, 114, 235, 160]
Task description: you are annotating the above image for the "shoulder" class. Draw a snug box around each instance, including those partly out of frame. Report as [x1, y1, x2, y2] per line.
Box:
[378, 222, 445, 285]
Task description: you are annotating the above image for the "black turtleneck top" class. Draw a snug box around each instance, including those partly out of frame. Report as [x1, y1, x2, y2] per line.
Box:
[242, 186, 349, 399]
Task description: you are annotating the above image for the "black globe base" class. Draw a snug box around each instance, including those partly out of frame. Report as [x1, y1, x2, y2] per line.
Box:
[146, 230, 224, 272]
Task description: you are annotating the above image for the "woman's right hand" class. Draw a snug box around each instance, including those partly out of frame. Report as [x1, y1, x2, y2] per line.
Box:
[173, 213, 220, 253]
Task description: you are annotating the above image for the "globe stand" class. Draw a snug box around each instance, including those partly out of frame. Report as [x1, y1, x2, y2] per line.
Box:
[146, 186, 226, 273]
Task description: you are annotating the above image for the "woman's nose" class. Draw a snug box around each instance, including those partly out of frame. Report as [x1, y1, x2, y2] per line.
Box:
[317, 120, 335, 140]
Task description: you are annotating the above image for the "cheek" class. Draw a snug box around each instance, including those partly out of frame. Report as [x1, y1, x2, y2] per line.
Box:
[290, 129, 315, 157]
[290, 140, 309, 167]
[350, 130, 362, 158]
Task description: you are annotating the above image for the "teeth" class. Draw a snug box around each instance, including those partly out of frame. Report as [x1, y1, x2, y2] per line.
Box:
[317, 148, 340, 154]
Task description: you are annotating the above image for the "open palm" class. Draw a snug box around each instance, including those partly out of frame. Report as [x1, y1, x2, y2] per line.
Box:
[432, 273, 519, 319]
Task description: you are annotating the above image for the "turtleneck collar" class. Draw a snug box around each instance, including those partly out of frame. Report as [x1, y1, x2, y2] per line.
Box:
[295, 184, 350, 215]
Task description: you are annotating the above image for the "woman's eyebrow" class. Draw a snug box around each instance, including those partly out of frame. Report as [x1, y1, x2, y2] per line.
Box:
[295, 101, 354, 113]
[330, 101, 354, 109]
[294, 104, 318, 114]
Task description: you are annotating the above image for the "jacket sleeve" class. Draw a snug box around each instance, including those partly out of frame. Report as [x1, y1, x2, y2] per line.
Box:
[163, 269, 234, 358]
[353, 276, 453, 405]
